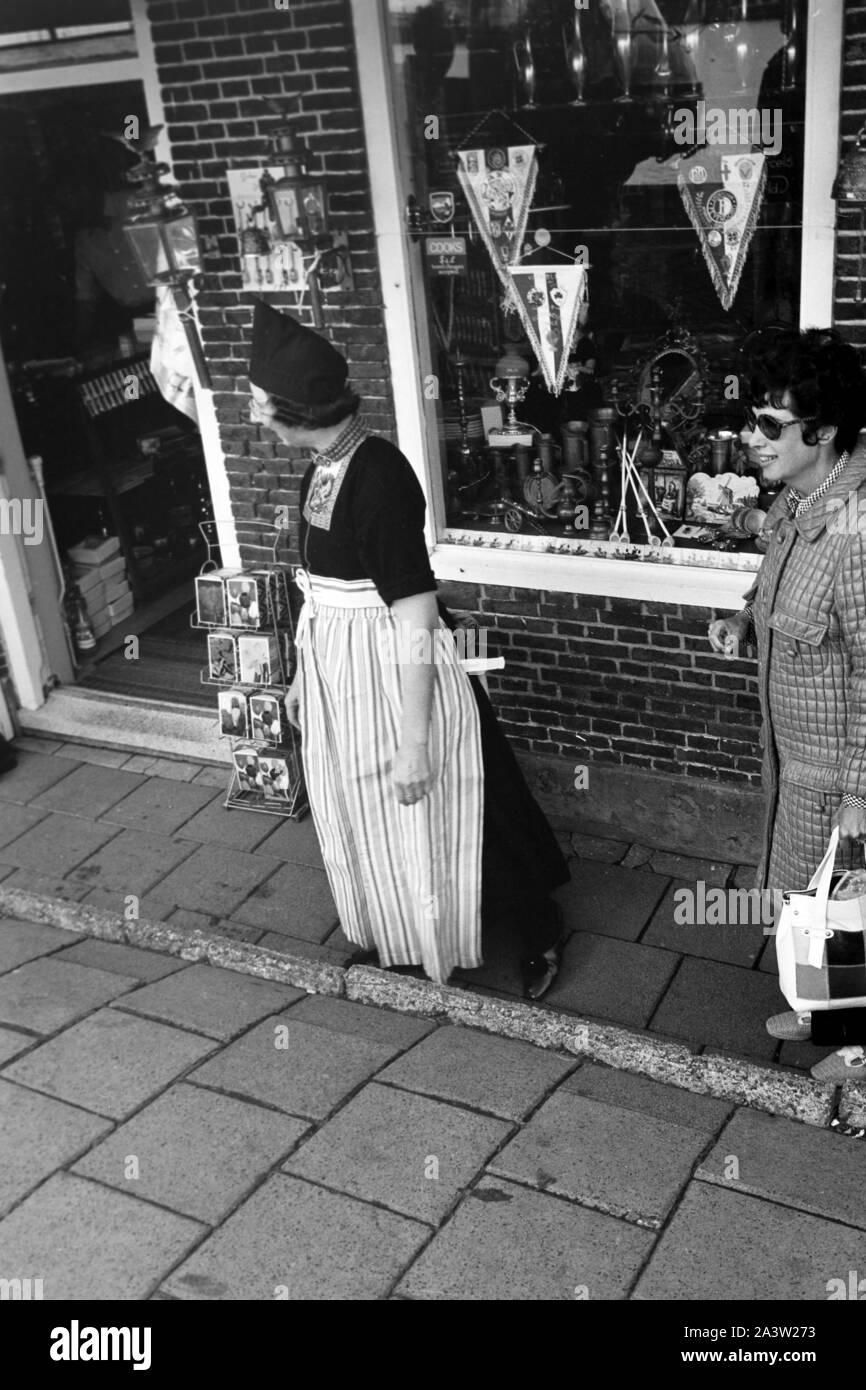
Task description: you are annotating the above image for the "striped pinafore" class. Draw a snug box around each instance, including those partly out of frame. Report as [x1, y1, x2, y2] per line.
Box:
[294, 571, 485, 983]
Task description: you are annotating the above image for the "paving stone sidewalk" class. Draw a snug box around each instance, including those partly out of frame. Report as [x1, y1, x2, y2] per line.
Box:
[1, 913, 865, 1300]
[1, 739, 806, 1074]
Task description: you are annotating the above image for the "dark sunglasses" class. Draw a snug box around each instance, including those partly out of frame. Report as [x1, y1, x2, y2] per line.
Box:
[743, 406, 818, 441]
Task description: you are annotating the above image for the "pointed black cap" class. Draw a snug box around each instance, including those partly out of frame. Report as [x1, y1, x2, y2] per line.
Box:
[249, 301, 348, 412]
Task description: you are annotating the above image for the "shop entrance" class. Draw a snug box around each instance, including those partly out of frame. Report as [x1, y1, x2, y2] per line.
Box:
[0, 79, 214, 709]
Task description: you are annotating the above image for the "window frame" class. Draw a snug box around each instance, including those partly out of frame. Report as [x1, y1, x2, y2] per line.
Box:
[353, 0, 843, 607]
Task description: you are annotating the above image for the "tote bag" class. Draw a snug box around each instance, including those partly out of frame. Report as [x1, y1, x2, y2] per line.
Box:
[776, 827, 866, 1012]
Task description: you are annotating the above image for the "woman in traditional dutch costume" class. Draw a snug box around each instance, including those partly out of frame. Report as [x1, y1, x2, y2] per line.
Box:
[248, 303, 569, 993]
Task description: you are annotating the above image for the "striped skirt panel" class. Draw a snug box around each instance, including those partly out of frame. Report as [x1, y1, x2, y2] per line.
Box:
[295, 575, 484, 982]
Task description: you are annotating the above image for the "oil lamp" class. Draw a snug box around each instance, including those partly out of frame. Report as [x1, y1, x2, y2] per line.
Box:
[488, 351, 534, 447]
[121, 130, 210, 389]
[257, 99, 339, 327]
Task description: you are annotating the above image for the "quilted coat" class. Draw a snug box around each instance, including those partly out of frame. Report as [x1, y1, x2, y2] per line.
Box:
[744, 437, 866, 888]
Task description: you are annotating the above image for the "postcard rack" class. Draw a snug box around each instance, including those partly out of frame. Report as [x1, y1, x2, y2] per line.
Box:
[191, 522, 307, 821]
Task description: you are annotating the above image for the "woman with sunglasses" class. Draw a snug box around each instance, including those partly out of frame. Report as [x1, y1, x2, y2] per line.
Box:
[708, 327, 866, 1082]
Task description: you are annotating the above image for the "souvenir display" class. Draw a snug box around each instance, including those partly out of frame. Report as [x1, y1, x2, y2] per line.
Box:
[193, 530, 305, 818]
[685, 471, 760, 526]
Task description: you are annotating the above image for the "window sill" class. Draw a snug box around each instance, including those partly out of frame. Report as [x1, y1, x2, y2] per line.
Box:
[431, 530, 760, 608]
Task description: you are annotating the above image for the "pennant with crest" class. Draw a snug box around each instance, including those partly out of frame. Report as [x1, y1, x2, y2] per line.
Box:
[456, 145, 537, 287]
[506, 264, 588, 395]
[677, 149, 767, 311]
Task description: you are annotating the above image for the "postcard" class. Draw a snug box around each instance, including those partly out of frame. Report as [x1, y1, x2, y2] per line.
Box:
[249, 692, 283, 745]
[207, 632, 237, 682]
[237, 634, 281, 686]
[218, 689, 249, 738]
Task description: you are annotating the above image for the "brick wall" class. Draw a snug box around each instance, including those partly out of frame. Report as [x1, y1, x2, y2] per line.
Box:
[146, 0, 396, 569]
[144, 0, 860, 790]
[438, 581, 762, 787]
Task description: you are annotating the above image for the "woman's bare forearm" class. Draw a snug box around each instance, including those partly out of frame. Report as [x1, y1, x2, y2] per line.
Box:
[391, 591, 439, 747]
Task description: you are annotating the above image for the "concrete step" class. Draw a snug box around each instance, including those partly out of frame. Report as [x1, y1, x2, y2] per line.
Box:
[18, 687, 229, 766]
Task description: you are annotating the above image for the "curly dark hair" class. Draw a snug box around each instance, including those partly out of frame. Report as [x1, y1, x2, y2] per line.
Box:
[269, 387, 361, 431]
[740, 326, 866, 455]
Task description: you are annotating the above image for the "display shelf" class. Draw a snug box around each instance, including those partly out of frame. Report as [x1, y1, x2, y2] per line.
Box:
[192, 523, 307, 821]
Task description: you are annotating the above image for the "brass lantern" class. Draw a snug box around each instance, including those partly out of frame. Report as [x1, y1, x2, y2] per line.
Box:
[832, 123, 866, 302]
[260, 124, 329, 244]
[257, 99, 341, 327]
[120, 132, 211, 389]
[124, 196, 202, 286]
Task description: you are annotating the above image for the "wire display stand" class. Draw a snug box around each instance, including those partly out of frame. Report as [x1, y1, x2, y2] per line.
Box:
[191, 520, 307, 820]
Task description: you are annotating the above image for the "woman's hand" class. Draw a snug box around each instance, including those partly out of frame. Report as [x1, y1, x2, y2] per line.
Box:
[836, 803, 866, 843]
[284, 678, 301, 730]
[708, 611, 751, 659]
[392, 740, 434, 806]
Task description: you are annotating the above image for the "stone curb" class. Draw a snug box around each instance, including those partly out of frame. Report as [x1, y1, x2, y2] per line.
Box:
[0, 886, 846, 1130]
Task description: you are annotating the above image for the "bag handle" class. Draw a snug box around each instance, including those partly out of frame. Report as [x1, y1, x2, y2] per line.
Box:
[809, 825, 841, 929]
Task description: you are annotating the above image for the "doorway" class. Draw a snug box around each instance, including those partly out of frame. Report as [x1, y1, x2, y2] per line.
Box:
[0, 80, 215, 709]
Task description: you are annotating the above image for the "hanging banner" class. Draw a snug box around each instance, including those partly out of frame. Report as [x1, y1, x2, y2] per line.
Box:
[506, 263, 588, 395]
[150, 285, 198, 424]
[456, 145, 537, 286]
[677, 150, 767, 312]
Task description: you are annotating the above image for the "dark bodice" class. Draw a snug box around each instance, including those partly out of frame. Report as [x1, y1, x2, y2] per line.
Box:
[298, 435, 437, 606]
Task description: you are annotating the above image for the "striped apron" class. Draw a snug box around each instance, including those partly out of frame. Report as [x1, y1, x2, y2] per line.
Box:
[294, 571, 485, 982]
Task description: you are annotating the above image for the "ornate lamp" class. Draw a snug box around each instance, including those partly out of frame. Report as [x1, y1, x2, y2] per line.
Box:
[260, 124, 329, 243]
[488, 351, 533, 447]
[832, 124, 866, 302]
[258, 99, 340, 328]
[119, 127, 211, 388]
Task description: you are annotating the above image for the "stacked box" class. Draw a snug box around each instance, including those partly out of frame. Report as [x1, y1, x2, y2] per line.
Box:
[70, 536, 133, 638]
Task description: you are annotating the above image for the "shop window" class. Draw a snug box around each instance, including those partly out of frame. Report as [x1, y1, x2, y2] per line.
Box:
[385, 0, 810, 570]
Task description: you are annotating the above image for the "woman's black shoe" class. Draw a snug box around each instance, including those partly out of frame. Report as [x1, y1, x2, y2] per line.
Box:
[522, 938, 564, 1001]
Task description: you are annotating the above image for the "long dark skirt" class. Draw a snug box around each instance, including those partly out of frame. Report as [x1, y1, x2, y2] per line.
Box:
[810, 1010, 866, 1046]
[470, 677, 571, 955]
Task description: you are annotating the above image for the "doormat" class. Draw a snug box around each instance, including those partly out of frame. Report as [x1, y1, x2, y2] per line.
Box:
[77, 603, 211, 707]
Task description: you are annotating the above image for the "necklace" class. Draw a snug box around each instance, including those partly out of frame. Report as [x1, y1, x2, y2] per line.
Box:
[787, 451, 850, 518]
[303, 416, 370, 531]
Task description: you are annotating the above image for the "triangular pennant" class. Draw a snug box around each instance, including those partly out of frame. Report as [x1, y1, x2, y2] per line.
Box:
[677, 149, 766, 311]
[506, 264, 588, 395]
[456, 145, 537, 287]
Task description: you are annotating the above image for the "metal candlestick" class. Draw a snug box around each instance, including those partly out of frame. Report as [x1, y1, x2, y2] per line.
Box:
[589, 445, 613, 538]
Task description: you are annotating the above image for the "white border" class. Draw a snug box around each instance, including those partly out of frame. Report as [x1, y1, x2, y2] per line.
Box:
[351, 0, 440, 546]
[432, 542, 755, 609]
[131, 0, 240, 569]
[354, 0, 842, 601]
[0, 56, 140, 92]
[799, 0, 844, 328]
